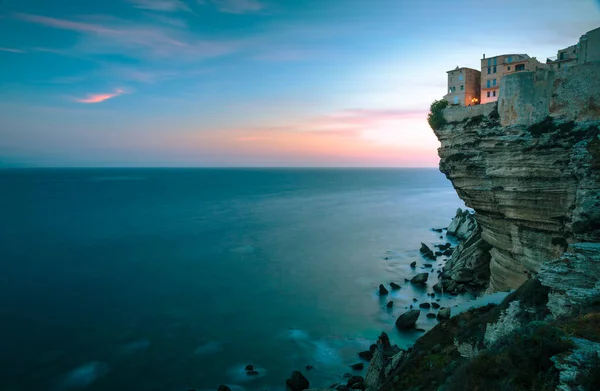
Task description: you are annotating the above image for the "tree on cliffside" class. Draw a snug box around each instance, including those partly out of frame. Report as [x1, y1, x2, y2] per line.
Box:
[428, 99, 448, 130]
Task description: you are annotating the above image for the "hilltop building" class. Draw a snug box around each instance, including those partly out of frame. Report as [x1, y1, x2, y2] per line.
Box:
[547, 27, 600, 69]
[443, 67, 481, 106]
[480, 54, 544, 104]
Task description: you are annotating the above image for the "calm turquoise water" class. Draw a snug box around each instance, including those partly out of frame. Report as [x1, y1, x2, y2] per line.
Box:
[0, 168, 471, 391]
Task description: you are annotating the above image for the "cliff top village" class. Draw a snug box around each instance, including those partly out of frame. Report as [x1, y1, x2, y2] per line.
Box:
[444, 26, 600, 107]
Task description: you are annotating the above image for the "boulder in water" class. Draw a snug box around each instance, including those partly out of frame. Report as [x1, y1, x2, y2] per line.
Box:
[286, 371, 310, 391]
[378, 284, 389, 295]
[419, 302, 431, 309]
[410, 261, 417, 268]
[395, 309, 420, 330]
[386, 301, 393, 308]
[390, 282, 401, 290]
[411, 273, 429, 285]
[437, 307, 451, 320]
[218, 386, 231, 391]
[350, 363, 364, 370]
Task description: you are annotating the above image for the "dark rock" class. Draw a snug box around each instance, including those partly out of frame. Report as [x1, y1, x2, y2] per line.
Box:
[386, 301, 393, 308]
[410, 273, 429, 285]
[431, 302, 440, 309]
[384, 257, 388, 260]
[350, 363, 364, 370]
[358, 344, 377, 361]
[395, 309, 420, 330]
[410, 304, 413, 308]
[432, 228, 443, 232]
[413, 297, 418, 302]
[430, 292, 435, 297]
[245, 365, 254, 371]
[439, 235, 443, 239]
[435, 251, 443, 256]
[423, 263, 433, 267]
[305, 365, 313, 371]
[437, 307, 451, 320]
[415, 328, 426, 332]
[247, 370, 260, 376]
[337, 386, 349, 391]
[410, 261, 416, 268]
[286, 371, 309, 391]
[378, 284, 389, 295]
[419, 302, 431, 309]
[390, 282, 401, 290]
[426, 313, 437, 318]
[419, 242, 432, 254]
[218, 386, 231, 391]
[443, 249, 453, 256]
[347, 375, 365, 390]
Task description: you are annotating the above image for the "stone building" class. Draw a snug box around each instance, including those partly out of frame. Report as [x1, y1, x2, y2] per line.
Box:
[443, 67, 481, 106]
[480, 54, 544, 104]
[547, 26, 600, 69]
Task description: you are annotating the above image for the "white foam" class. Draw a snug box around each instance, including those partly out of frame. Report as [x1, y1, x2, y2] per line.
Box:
[60, 362, 109, 389]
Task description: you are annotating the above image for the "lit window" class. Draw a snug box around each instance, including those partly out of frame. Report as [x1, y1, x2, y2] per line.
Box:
[454, 96, 459, 104]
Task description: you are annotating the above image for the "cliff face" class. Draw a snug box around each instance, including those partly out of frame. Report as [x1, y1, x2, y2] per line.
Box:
[433, 63, 600, 292]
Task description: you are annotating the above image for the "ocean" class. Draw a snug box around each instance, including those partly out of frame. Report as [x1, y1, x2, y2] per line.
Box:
[0, 168, 480, 391]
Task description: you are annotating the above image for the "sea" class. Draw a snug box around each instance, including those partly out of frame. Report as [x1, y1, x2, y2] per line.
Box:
[0, 168, 506, 391]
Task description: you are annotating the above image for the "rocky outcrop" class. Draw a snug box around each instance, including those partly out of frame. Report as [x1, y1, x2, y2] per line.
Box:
[286, 371, 310, 391]
[436, 208, 493, 293]
[433, 62, 600, 292]
[363, 333, 406, 391]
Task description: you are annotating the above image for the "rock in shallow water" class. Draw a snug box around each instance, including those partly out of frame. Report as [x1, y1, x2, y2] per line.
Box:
[389, 282, 401, 290]
[395, 309, 420, 330]
[350, 363, 364, 370]
[286, 371, 310, 391]
[411, 273, 429, 285]
[378, 284, 389, 295]
[437, 307, 451, 320]
[386, 301, 393, 308]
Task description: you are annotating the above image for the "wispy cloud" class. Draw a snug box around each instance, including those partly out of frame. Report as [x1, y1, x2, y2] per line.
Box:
[210, 0, 264, 14]
[127, 0, 192, 12]
[0, 47, 25, 53]
[75, 88, 125, 104]
[14, 13, 241, 60]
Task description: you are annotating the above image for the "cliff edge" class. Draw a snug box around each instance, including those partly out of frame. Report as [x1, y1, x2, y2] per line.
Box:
[432, 63, 600, 292]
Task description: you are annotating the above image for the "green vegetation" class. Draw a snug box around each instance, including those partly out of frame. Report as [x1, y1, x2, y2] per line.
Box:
[446, 322, 573, 391]
[576, 352, 600, 391]
[427, 99, 448, 130]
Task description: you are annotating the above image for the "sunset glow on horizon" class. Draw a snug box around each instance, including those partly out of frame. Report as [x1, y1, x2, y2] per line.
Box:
[1, 0, 599, 167]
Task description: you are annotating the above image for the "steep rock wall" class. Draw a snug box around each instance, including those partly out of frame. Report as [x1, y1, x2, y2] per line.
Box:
[433, 62, 600, 292]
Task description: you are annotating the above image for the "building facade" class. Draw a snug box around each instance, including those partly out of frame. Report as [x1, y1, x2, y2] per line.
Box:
[547, 27, 600, 69]
[443, 67, 481, 106]
[480, 54, 544, 104]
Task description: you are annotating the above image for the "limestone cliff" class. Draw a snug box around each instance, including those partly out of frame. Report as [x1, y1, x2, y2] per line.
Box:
[433, 62, 600, 292]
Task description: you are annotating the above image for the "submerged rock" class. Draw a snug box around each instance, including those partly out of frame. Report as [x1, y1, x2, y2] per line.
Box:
[245, 365, 254, 371]
[378, 284, 389, 295]
[286, 371, 310, 391]
[411, 273, 429, 285]
[431, 302, 441, 309]
[395, 309, 420, 330]
[350, 363, 364, 371]
[426, 313, 437, 319]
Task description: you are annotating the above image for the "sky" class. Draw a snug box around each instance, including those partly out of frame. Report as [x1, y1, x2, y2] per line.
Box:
[1, 0, 599, 167]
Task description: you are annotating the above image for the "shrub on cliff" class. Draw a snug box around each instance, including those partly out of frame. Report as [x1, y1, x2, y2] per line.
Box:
[428, 99, 448, 130]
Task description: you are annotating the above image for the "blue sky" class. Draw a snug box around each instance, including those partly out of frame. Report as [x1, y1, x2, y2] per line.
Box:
[1, 0, 599, 167]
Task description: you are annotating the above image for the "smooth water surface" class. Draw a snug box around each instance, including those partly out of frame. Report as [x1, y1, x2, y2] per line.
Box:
[0, 168, 475, 391]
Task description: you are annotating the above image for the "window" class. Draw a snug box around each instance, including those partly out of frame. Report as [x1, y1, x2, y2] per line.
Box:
[507, 56, 512, 63]
[487, 80, 491, 88]
[508, 66, 511, 71]
[459, 74, 463, 81]
[493, 66, 497, 73]
[487, 58, 491, 66]
[487, 91, 491, 97]
[493, 57, 497, 65]
[493, 78, 497, 86]
[515, 64, 525, 71]
[492, 91, 496, 97]
[560, 52, 565, 60]
[487, 67, 491, 75]
[453, 96, 459, 104]
[460, 85, 464, 90]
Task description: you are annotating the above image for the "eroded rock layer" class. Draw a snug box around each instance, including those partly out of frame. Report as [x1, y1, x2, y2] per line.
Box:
[433, 63, 600, 292]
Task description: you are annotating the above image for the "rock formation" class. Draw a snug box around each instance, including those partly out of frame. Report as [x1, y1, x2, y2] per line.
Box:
[433, 62, 600, 292]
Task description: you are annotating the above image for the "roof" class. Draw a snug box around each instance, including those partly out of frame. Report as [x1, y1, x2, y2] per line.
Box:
[481, 54, 530, 60]
[446, 67, 481, 73]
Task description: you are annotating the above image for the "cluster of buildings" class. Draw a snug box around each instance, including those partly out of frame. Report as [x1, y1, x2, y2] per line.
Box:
[444, 27, 600, 106]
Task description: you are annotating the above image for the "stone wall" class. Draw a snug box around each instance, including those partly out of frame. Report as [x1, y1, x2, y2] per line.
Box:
[442, 102, 496, 123]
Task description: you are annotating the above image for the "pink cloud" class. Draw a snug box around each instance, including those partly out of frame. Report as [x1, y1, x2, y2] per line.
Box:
[0, 47, 25, 53]
[127, 0, 192, 12]
[75, 89, 125, 104]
